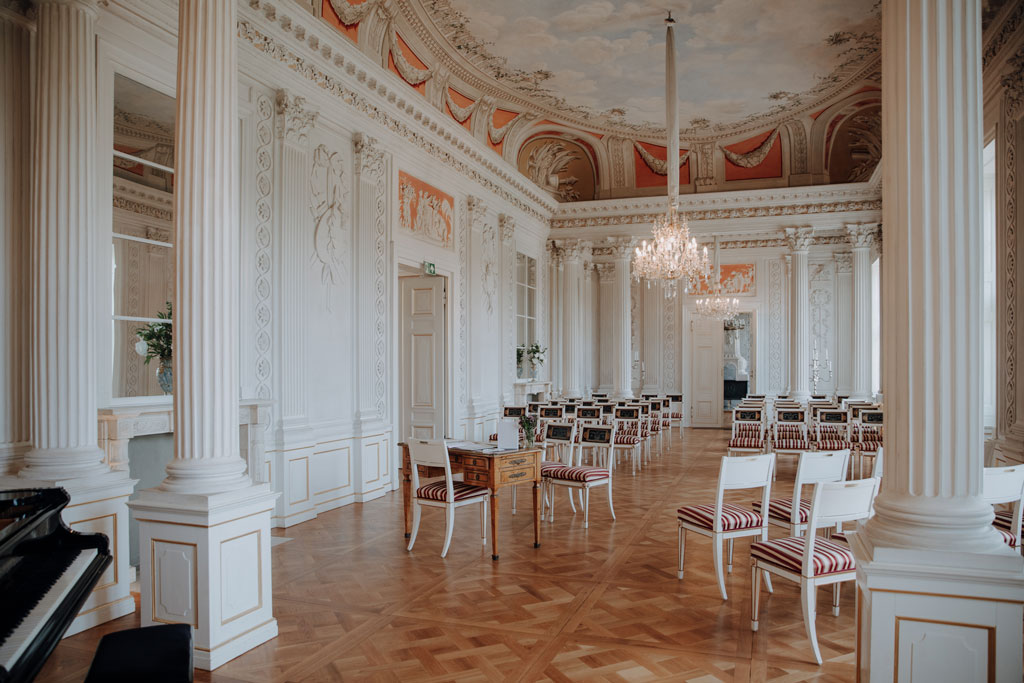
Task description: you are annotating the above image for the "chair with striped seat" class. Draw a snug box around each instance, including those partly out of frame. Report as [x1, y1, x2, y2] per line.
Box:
[771, 408, 810, 474]
[751, 477, 879, 665]
[540, 421, 577, 515]
[984, 464, 1024, 554]
[544, 424, 615, 528]
[814, 409, 852, 453]
[751, 449, 851, 537]
[613, 406, 643, 475]
[728, 407, 766, 456]
[677, 453, 777, 601]
[667, 394, 684, 429]
[855, 409, 884, 477]
[406, 439, 489, 558]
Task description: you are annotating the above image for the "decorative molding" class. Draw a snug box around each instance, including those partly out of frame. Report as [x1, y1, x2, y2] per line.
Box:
[594, 262, 616, 283]
[785, 226, 815, 252]
[460, 196, 484, 408]
[694, 141, 716, 187]
[1004, 92, 1019, 431]
[113, 108, 174, 146]
[112, 179, 174, 222]
[480, 213, 497, 316]
[387, 21, 433, 86]
[308, 144, 348, 308]
[1003, 47, 1024, 119]
[834, 252, 853, 273]
[253, 93, 274, 400]
[664, 294, 677, 392]
[444, 85, 478, 123]
[275, 89, 318, 143]
[785, 121, 809, 175]
[721, 129, 780, 168]
[632, 141, 689, 175]
[983, 2, 1024, 69]
[498, 213, 515, 243]
[847, 222, 879, 248]
[325, 0, 379, 26]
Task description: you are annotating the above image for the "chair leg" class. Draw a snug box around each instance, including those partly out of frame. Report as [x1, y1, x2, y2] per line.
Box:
[763, 570, 774, 594]
[727, 538, 734, 573]
[583, 487, 590, 529]
[751, 563, 762, 631]
[548, 485, 556, 523]
[480, 498, 488, 545]
[407, 503, 422, 551]
[441, 505, 455, 558]
[677, 525, 686, 579]
[606, 481, 615, 520]
[832, 582, 841, 617]
[712, 535, 728, 600]
[511, 485, 517, 515]
[802, 582, 822, 665]
[567, 487, 577, 513]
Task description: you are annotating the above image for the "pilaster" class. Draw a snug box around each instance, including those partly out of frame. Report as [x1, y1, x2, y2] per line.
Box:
[848, 223, 878, 401]
[834, 252, 853, 397]
[642, 280, 664, 394]
[596, 263, 616, 393]
[612, 242, 634, 399]
[559, 240, 584, 398]
[500, 214, 516, 404]
[785, 227, 813, 401]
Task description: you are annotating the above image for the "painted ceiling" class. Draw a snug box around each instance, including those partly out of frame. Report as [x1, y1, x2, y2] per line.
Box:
[423, 0, 880, 135]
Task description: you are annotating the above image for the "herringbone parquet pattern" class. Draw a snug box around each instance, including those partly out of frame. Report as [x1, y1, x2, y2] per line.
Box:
[36, 429, 860, 682]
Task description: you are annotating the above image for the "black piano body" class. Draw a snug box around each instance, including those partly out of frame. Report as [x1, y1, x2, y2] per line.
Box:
[0, 488, 112, 683]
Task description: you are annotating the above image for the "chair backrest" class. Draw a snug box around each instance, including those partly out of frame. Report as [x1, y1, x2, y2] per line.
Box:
[615, 406, 640, 421]
[734, 407, 762, 424]
[598, 402, 615, 416]
[776, 408, 806, 424]
[983, 465, 1024, 505]
[802, 478, 879, 575]
[564, 403, 577, 415]
[871, 446, 884, 479]
[795, 449, 851, 488]
[503, 406, 527, 419]
[407, 439, 453, 493]
[528, 401, 544, 415]
[545, 422, 577, 464]
[710, 453, 776, 532]
[816, 409, 850, 438]
[576, 406, 602, 422]
[580, 424, 614, 446]
[860, 409, 884, 426]
[539, 405, 564, 420]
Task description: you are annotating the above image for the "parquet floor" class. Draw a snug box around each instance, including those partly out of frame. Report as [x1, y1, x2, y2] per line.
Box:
[37, 428, 858, 682]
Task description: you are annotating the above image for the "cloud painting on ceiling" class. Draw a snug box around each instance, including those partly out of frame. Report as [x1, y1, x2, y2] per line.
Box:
[424, 0, 879, 134]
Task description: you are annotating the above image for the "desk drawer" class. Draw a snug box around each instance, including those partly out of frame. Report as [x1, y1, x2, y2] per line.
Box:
[498, 467, 535, 485]
[461, 455, 489, 469]
[498, 455, 535, 470]
[464, 470, 490, 485]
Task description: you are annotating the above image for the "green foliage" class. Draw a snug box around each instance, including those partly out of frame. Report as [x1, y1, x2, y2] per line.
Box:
[526, 342, 546, 367]
[136, 301, 173, 365]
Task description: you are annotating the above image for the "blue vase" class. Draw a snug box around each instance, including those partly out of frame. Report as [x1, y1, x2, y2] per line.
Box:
[157, 361, 173, 395]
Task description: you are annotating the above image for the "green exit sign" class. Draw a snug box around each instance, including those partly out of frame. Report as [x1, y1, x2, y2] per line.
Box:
[423, 261, 436, 275]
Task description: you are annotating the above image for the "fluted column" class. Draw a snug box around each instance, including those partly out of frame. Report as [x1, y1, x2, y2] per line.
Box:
[500, 215, 516, 403]
[853, 1, 1023, 679]
[160, 0, 248, 493]
[786, 228, 813, 402]
[548, 243, 562, 395]
[596, 264, 616, 393]
[847, 224, 877, 401]
[642, 280, 663, 394]
[19, 0, 107, 479]
[560, 241, 583, 398]
[612, 243, 634, 399]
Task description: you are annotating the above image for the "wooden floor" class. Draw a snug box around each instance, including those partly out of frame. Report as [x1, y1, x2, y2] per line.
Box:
[38, 428, 858, 682]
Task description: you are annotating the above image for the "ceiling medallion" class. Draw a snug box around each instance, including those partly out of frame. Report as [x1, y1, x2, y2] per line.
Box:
[695, 236, 741, 321]
[632, 12, 710, 298]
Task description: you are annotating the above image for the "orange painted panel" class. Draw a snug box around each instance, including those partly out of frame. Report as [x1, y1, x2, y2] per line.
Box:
[388, 34, 429, 95]
[398, 171, 454, 249]
[445, 88, 475, 131]
[321, 0, 362, 43]
[691, 264, 756, 296]
[488, 108, 519, 155]
[633, 141, 689, 188]
[723, 129, 782, 181]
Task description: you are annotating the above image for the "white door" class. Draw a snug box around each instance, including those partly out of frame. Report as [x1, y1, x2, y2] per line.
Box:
[690, 317, 724, 428]
[400, 276, 446, 441]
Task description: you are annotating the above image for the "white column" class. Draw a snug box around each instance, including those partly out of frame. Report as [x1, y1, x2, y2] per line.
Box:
[852, 1, 1024, 680]
[834, 252, 853, 397]
[500, 215, 516, 403]
[549, 243, 562, 396]
[271, 90, 318, 527]
[848, 224, 877, 401]
[0, 10, 31, 475]
[130, 0, 278, 669]
[560, 241, 583, 398]
[596, 264, 616, 393]
[642, 280, 663, 394]
[786, 227, 813, 401]
[612, 243, 634, 399]
[0, 0, 138, 636]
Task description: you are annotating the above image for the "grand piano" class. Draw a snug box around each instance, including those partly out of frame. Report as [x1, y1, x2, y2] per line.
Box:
[0, 488, 112, 683]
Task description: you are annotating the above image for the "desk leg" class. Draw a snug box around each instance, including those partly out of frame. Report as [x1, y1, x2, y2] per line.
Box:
[490, 491, 500, 561]
[402, 469, 412, 538]
[533, 481, 541, 549]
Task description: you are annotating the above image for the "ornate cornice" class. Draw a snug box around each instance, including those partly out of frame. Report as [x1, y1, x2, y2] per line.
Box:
[785, 226, 815, 252]
[1003, 47, 1024, 119]
[113, 109, 173, 146]
[498, 213, 515, 243]
[846, 222, 879, 249]
[275, 89, 318, 143]
[112, 178, 173, 222]
[983, 1, 1024, 69]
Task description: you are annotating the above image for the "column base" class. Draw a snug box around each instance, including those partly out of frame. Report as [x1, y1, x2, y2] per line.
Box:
[128, 483, 279, 670]
[0, 468, 138, 636]
[850, 529, 1024, 682]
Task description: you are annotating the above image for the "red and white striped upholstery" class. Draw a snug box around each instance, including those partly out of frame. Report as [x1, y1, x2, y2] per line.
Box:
[541, 460, 568, 475]
[997, 528, 1018, 548]
[671, 412, 684, 419]
[729, 423, 764, 449]
[416, 481, 489, 502]
[546, 466, 610, 482]
[817, 439, 852, 450]
[994, 509, 1014, 532]
[677, 503, 763, 531]
[619, 427, 651, 438]
[662, 419, 672, 427]
[750, 536, 856, 576]
[728, 436, 763, 449]
[830, 530, 848, 543]
[815, 425, 850, 451]
[858, 426, 883, 453]
[751, 497, 812, 523]
[614, 434, 641, 446]
[773, 439, 808, 450]
[774, 424, 808, 450]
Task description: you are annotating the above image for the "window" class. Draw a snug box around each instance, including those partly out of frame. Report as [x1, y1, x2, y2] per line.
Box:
[111, 74, 176, 398]
[983, 140, 996, 431]
[516, 253, 537, 347]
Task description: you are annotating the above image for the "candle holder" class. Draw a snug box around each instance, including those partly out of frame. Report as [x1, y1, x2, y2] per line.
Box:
[809, 345, 833, 395]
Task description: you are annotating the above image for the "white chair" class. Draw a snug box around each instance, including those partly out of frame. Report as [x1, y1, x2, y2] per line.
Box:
[406, 439, 489, 558]
[613, 406, 643, 475]
[677, 453, 777, 600]
[728, 407, 766, 456]
[541, 421, 576, 516]
[813, 409, 852, 453]
[544, 424, 615, 528]
[984, 464, 1024, 553]
[855, 409, 884, 477]
[771, 408, 810, 475]
[751, 449, 851, 537]
[667, 394, 684, 430]
[751, 478, 878, 665]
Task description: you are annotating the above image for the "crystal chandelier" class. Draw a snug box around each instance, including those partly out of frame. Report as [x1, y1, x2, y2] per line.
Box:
[632, 13, 710, 297]
[695, 236, 741, 321]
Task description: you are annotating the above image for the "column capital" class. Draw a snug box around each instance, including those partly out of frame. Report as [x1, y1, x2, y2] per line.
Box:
[610, 239, 635, 261]
[595, 262, 616, 283]
[353, 132, 385, 181]
[498, 213, 515, 243]
[784, 226, 814, 252]
[275, 90, 318, 144]
[555, 239, 585, 264]
[846, 222, 879, 249]
[466, 195, 487, 228]
[834, 252, 853, 273]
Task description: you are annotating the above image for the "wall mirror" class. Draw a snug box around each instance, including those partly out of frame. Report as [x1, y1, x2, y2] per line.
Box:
[110, 74, 176, 398]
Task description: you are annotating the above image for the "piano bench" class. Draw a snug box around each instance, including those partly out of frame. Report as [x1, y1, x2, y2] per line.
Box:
[84, 624, 193, 683]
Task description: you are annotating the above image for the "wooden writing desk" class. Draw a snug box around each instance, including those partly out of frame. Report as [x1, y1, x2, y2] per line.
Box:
[399, 442, 542, 560]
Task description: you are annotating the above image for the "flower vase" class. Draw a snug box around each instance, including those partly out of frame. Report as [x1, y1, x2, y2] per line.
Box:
[517, 364, 524, 379]
[157, 360, 173, 395]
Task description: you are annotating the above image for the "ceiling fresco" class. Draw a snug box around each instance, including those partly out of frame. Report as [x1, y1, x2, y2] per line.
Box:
[422, 0, 880, 135]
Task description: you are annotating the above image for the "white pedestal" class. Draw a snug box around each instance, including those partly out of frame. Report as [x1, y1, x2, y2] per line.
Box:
[129, 484, 279, 670]
[513, 380, 551, 404]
